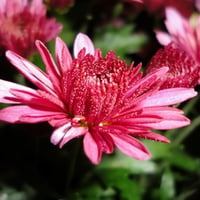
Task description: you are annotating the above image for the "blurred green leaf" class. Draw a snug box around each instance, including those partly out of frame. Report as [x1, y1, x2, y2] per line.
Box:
[160, 169, 175, 200]
[142, 140, 171, 159]
[96, 168, 141, 200]
[169, 150, 200, 172]
[98, 150, 157, 174]
[0, 185, 35, 200]
[94, 25, 148, 59]
[68, 184, 115, 200]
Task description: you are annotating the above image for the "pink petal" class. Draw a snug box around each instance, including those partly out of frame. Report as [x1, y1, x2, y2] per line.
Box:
[59, 126, 88, 148]
[83, 132, 102, 165]
[133, 131, 170, 143]
[139, 88, 197, 107]
[50, 122, 71, 145]
[0, 79, 38, 104]
[155, 31, 172, 45]
[11, 89, 65, 110]
[35, 40, 61, 90]
[55, 37, 73, 74]
[165, 7, 186, 37]
[0, 105, 63, 123]
[73, 33, 95, 58]
[126, 67, 169, 98]
[6, 51, 55, 95]
[30, 0, 45, 15]
[110, 134, 151, 160]
[144, 116, 190, 130]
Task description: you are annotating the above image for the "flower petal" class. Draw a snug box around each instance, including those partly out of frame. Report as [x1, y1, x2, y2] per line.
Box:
[59, 126, 88, 148]
[110, 134, 151, 160]
[0, 79, 40, 104]
[125, 67, 169, 98]
[35, 40, 61, 92]
[73, 33, 95, 58]
[139, 88, 197, 107]
[0, 105, 62, 123]
[6, 51, 55, 95]
[155, 31, 171, 45]
[50, 122, 71, 145]
[83, 132, 102, 165]
[55, 37, 73, 73]
[132, 131, 170, 143]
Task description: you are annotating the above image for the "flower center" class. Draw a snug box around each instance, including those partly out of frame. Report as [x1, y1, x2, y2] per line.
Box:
[62, 50, 131, 127]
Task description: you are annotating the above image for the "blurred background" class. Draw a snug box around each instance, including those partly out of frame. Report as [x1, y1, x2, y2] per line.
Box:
[0, 0, 200, 199]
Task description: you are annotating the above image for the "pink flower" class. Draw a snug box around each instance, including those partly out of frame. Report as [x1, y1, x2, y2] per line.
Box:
[156, 7, 200, 63]
[155, 7, 200, 85]
[146, 43, 200, 88]
[0, 0, 62, 57]
[0, 33, 197, 164]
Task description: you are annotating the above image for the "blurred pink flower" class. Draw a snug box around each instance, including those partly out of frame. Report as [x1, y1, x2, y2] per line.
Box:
[45, 0, 74, 10]
[146, 43, 200, 88]
[0, 0, 62, 57]
[145, 0, 194, 17]
[156, 7, 200, 84]
[125, 0, 195, 17]
[196, 0, 200, 11]
[0, 33, 197, 164]
[123, 0, 143, 3]
[156, 7, 200, 63]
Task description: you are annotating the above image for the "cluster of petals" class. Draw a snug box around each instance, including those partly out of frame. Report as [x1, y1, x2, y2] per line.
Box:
[155, 7, 200, 85]
[0, 0, 62, 57]
[156, 7, 200, 64]
[0, 33, 197, 164]
[146, 43, 200, 88]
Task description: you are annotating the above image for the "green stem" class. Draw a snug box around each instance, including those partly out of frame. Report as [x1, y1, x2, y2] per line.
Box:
[65, 139, 81, 198]
[172, 116, 200, 145]
[182, 96, 199, 115]
[165, 96, 199, 137]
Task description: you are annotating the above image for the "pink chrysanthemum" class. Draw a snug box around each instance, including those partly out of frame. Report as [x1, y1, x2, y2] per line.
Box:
[0, 33, 197, 164]
[146, 43, 200, 88]
[0, 0, 62, 57]
[156, 7, 200, 63]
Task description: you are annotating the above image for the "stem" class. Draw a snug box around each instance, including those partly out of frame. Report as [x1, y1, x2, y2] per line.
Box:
[64, 139, 81, 198]
[172, 116, 200, 145]
[165, 96, 199, 137]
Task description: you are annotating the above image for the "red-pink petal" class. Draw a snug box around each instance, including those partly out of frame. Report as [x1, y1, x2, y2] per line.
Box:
[132, 131, 170, 143]
[125, 67, 168, 98]
[35, 40, 61, 91]
[110, 134, 151, 160]
[6, 51, 55, 95]
[55, 37, 73, 73]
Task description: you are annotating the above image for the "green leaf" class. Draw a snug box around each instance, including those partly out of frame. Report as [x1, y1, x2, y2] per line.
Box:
[160, 169, 175, 200]
[94, 25, 148, 60]
[169, 150, 200, 172]
[98, 150, 157, 174]
[96, 168, 141, 200]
